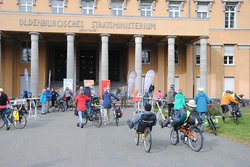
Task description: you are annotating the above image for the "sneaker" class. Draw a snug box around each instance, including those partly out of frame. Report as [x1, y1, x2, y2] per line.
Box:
[6, 125, 10, 130]
[77, 123, 80, 127]
[163, 118, 171, 127]
[159, 119, 164, 128]
[81, 123, 84, 128]
[127, 120, 134, 129]
[222, 113, 226, 122]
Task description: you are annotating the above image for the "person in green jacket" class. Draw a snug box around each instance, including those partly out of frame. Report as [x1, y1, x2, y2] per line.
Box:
[159, 100, 196, 128]
[173, 89, 186, 119]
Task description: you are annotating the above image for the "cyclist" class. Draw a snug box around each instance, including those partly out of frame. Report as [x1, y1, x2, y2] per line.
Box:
[75, 92, 91, 128]
[0, 88, 10, 130]
[221, 90, 239, 121]
[63, 87, 73, 109]
[127, 103, 156, 130]
[159, 100, 197, 128]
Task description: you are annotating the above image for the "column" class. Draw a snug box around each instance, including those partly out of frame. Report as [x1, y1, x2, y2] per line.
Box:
[134, 34, 143, 93]
[98, 42, 102, 94]
[186, 43, 194, 98]
[157, 43, 166, 93]
[167, 36, 176, 89]
[100, 34, 110, 81]
[200, 36, 208, 92]
[29, 32, 39, 97]
[66, 33, 75, 81]
[0, 31, 2, 87]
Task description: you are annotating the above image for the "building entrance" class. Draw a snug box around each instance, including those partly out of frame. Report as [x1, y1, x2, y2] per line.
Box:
[109, 50, 120, 81]
[79, 50, 96, 81]
[54, 48, 67, 81]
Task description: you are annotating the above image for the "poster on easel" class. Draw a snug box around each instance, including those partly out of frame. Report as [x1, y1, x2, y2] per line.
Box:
[63, 78, 73, 91]
[84, 79, 95, 95]
[101, 80, 110, 97]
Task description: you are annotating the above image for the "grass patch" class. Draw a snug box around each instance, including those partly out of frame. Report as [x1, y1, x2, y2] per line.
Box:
[213, 109, 250, 146]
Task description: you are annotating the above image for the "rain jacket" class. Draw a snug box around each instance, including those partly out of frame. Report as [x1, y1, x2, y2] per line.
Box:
[102, 91, 119, 109]
[194, 92, 211, 113]
[174, 93, 186, 110]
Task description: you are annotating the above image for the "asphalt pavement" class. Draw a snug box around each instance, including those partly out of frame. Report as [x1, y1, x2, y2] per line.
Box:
[0, 107, 250, 167]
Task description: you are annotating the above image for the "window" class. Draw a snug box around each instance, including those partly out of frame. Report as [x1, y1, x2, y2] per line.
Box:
[197, 2, 209, 18]
[175, 45, 179, 64]
[20, 0, 33, 12]
[225, 3, 236, 28]
[142, 50, 151, 64]
[140, 2, 152, 17]
[169, 2, 180, 18]
[82, 0, 94, 15]
[111, 1, 124, 16]
[20, 41, 31, 63]
[224, 45, 234, 65]
[224, 77, 234, 92]
[196, 45, 200, 65]
[52, 0, 64, 14]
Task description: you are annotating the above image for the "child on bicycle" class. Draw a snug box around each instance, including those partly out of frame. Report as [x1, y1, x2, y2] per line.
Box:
[75, 92, 91, 128]
[159, 100, 197, 128]
[127, 103, 156, 131]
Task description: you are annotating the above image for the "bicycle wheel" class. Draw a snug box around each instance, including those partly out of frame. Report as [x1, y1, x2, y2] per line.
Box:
[134, 131, 139, 145]
[233, 112, 239, 125]
[143, 127, 152, 153]
[92, 112, 102, 128]
[170, 128, 179, 145]
[60, 105, 66, 112]
[13, 112, 27, 129]
[188, 127, 203, 152]
[207, 118, 217, 136]
[82, 112, 88, 125]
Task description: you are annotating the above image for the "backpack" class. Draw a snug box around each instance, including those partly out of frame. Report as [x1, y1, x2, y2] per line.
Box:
[83, 87, 91, 97]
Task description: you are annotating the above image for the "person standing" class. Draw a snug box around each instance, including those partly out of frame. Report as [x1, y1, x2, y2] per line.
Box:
[148, 84, 155, 98]
[45, 87, 51, 113]
[143, 89, 149, 109]
[83, 85, 92, 118]
[63, 87, 73, 109]
[173, 89, 186, 119]
[120, 86, 127, 109]
[194, 87, 212, 132]
[0, 88, 10, 130]
[102, 87, 119, 125]
[40, 89, 47, 115]
[167, 84, 177, 117]
[156, 90, 163, 107]
[51, 88, 58, 111]
[133, 90, 141, 110]
[75, 92, 91, 128]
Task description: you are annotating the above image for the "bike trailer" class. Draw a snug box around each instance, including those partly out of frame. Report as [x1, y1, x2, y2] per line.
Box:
[115, 107, 123, 118]
[141, 113, 157, 127]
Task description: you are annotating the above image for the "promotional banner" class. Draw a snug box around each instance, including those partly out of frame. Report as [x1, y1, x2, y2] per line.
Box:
[127, 70, 137, 97]
[144, 70, 156, 92]
[48, 70, 51, 88]
[101, 80, 110, 97]
[84, 80, 94, 86]
[63, 78, 73, 91]
[24, 68, 29, 91]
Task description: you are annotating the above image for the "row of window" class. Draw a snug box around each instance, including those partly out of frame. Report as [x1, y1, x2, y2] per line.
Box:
[20, 40, 234, 65]
[16, 0, 239, 28]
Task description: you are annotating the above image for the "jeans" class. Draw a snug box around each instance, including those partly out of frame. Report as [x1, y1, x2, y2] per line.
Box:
[41, 103, 46, 114]
[86, 101, 92, 117]
[104, 108, 111, 123]
[0, 109, 8, 126]
[174, 109, 181, 119]
[78, 111, 83, 124]
[198, 112, 206, 133]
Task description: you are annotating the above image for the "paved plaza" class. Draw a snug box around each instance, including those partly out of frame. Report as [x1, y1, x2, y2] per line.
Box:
[0, 108, 250, 167]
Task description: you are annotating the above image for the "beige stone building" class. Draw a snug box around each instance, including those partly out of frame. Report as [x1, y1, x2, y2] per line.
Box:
[0, 0, 249, 99]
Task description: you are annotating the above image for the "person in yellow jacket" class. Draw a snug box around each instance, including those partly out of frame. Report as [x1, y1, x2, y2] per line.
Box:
[221, 90, 239, 121]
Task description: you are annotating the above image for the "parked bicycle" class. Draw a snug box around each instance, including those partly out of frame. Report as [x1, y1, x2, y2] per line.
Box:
[0, 105, 27, 129]
[169, 117, 203, 152]
[55, 97, 66, 112]
[82, 96, 102, 128]
[206, 104, 219, 136]
[112, 100, 123, 126]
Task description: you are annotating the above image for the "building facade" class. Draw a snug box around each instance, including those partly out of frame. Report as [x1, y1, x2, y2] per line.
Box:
[0, 0, 249, 98]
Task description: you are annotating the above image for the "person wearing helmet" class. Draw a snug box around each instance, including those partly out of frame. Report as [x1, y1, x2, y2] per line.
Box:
[221, 90, 239, 121]
[0, 88, 10, 130]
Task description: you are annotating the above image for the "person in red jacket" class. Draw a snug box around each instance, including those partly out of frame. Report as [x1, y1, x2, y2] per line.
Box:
[75, 93, 91, 128]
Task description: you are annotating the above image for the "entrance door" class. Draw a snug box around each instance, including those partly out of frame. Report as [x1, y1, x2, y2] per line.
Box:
[79, 50, 96, 81]
[109, 50, 120, 81]
[55, 49, 67, 81]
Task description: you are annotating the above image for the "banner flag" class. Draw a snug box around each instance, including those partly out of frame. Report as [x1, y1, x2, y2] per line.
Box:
[101, 80, 110, 97]
[127, 70, 137, 97]
[24, 68, 29, 92]
[144, 70, 156, 92]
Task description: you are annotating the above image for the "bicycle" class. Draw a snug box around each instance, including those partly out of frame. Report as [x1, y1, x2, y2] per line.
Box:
[112, 100, 123, 126]
[206, 104, 218, 136]
[133, 112, 156, 153]
[55, 98, 66, 112]
[0, 105, 27, 129]
[231, 103, 241, 125]
[169, 119, 203, 152]
[82, 96, 102, 128]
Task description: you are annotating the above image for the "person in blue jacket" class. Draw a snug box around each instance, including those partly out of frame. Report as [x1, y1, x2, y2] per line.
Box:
[102, 87, 119, 125]
[194, 87, 212, 132]
[40, 89, 47, 115]
[45, 87, 52, 113]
